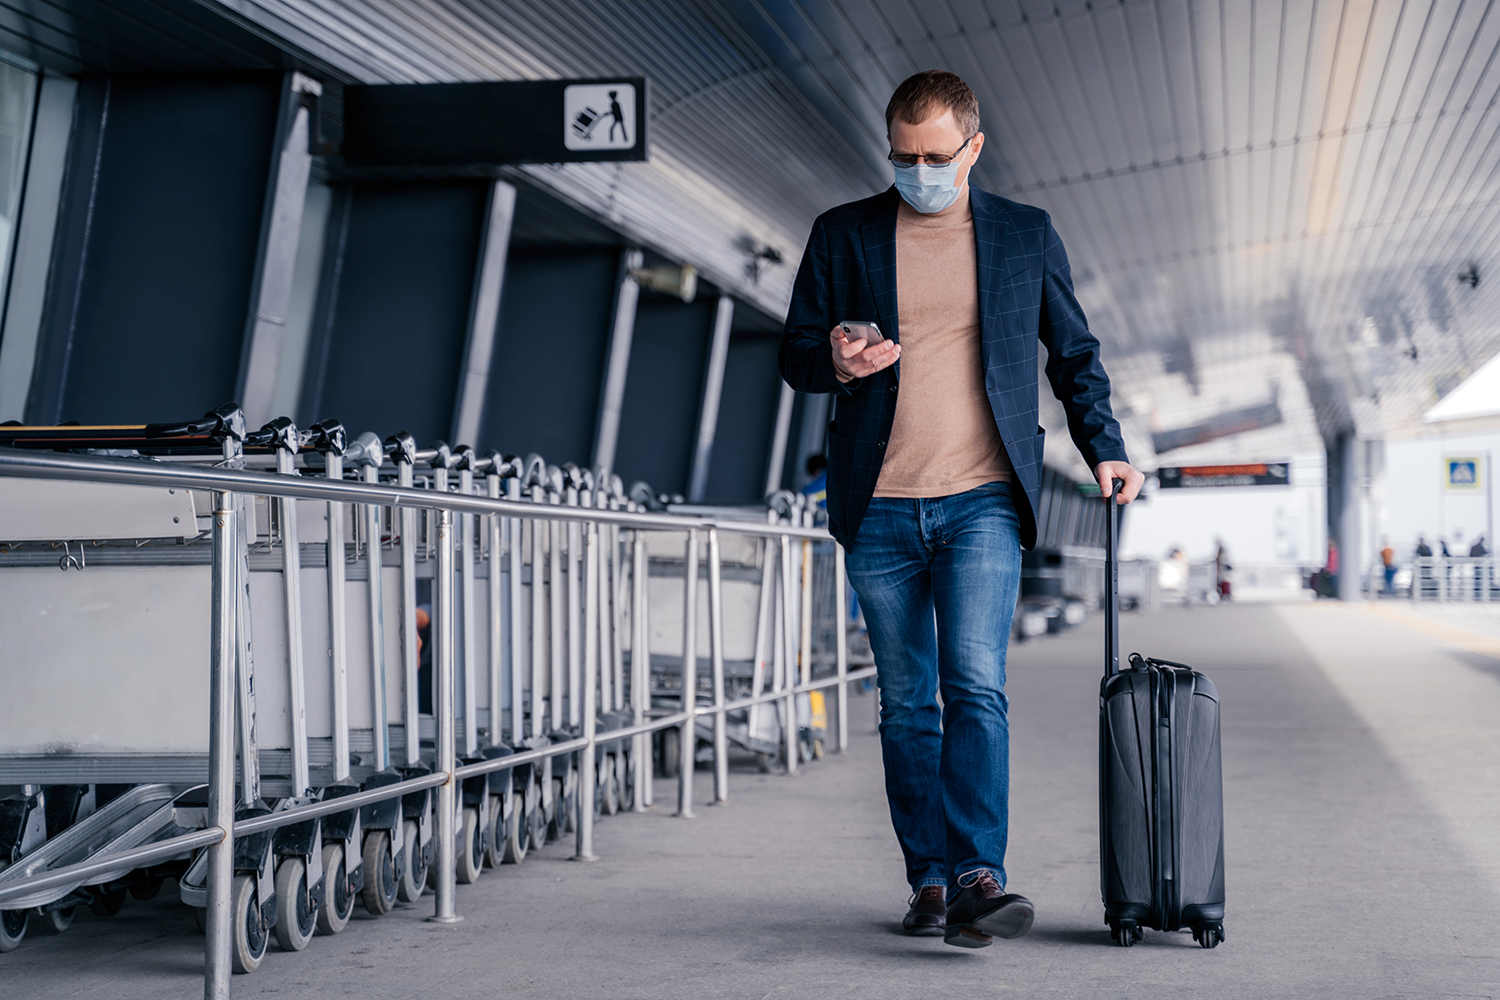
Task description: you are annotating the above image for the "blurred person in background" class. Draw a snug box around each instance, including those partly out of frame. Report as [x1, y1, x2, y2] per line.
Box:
[1380, 538, 1396, 596]
[1213, 538, 1232, 601]
[1416, 535, 1433, 599]
[1470, 535, 1489, 599]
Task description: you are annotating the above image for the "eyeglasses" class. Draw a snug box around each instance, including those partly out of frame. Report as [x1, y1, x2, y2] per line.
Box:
[888, 134, 976, 168]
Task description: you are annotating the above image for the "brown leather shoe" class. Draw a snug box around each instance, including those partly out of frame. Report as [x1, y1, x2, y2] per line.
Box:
[944, 871, 1034, 948]
[903, 885, 947, 936]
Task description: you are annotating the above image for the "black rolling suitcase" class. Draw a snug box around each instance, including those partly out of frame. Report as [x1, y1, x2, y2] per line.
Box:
[1098, 486, 1226, 948]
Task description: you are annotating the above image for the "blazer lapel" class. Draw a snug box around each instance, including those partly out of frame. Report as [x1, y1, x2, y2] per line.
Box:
[859, 188, 902, 352]
[971, 188, 1014, 384]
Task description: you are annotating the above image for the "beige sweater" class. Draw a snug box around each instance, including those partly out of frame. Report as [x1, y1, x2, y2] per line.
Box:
[873, 194, 1014, 498]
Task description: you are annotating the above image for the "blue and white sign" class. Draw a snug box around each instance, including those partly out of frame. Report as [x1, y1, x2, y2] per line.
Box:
[1445, 456, 1482, 490]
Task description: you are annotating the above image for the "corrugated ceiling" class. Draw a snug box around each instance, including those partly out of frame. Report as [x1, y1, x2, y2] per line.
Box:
[21, 0, 1491, 470]
[719, 0, 1500, 472]
[207, 0, 883, 319]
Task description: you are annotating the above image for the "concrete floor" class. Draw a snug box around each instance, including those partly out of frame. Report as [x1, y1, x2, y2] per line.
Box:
[4, 601, 1499, 999]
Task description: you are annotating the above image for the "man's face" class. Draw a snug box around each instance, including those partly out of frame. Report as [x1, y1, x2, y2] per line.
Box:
[888, 109, 985, 191]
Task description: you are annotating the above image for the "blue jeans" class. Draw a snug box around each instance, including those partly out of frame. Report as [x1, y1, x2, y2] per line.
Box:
[845, 482, 1022, 893]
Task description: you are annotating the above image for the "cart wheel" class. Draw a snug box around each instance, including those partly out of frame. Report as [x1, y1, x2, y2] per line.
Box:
[528, 784, 547, 850]
[564, 769, 579, 833]
[548, 779, 566, 841]
[619, 755, 635, 811]
[755, 752, 772, 774]
[0, 909, 26, 952]
[659, 728, 681, 778]
[89, 887, 127, 918]
[397, 820, 427, 903]
[503, 789, 530, 864]
[602, 756, 619, 815]
[315, 844, 353, 935]
[39, 906, 74, 934]
[273, 858, 316, 952]
[129, 877, 163, 901]
[484, 796, 505, 869]
[361, 831, 397, 915]
[231, 874, 267, 974]
[456, 808, 484, 884]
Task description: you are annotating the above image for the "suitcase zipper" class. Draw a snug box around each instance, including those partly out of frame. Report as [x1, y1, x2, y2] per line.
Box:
[1153, 665, 1180, 930]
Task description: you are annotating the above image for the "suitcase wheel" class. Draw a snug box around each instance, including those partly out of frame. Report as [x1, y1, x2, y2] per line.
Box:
[1108, 919, 1142, 947]
[1192, 923, 1224, 949]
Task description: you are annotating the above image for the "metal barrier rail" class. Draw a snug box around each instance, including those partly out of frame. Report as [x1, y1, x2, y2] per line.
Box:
[0, 829, 225, 907]
[0, 448, 857, 998]
[1409, 556, 1496, 602]
[0, 449, 831, 539]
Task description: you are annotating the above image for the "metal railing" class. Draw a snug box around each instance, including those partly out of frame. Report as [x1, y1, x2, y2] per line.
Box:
[1409, 556, 1497, 602]
[0, 447, 874, 997]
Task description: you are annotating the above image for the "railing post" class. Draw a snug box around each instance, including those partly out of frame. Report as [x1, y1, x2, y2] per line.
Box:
[708, 528, 728, 804]
[204, 491, 237, 1000]
[574, 521, 600, 860]
[835, 543, 849, 754]
[428, 509, 462, 924]
[799, 515, 813, 688]
[780, 531, 798, 775]
[325, 453, 351, 783]
[632, 529, 650, 812]
[677, 528, 699, 817]
[363, 466, 389, 769]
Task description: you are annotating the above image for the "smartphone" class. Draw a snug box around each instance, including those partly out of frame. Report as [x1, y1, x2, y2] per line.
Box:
[839, 320, 884, 346]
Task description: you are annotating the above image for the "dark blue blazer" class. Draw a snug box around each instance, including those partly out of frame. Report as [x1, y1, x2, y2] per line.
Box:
[779, 186, 1127, 551]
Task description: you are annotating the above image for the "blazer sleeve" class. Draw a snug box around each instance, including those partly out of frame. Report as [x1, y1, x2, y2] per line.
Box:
[780, 215, 860, 395]
[1037, 214, 1128, 469]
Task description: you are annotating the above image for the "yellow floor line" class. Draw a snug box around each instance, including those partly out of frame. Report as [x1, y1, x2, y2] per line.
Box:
[1358, 603, 1500, 661]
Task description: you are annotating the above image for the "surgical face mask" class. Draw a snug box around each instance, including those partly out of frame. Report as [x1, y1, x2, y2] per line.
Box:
[892, 150, 969, 214]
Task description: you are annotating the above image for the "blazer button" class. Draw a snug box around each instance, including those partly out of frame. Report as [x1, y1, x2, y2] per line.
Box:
[888, 384, 898, 392]
[876, 440, 886, 448]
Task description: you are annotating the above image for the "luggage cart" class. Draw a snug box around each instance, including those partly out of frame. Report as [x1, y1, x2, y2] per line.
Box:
[0, 408, 280, 963]
[641, 490, 829, 776]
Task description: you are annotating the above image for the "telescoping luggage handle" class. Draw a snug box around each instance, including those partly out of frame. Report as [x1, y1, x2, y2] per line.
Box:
[1104, 477, 1123, 679]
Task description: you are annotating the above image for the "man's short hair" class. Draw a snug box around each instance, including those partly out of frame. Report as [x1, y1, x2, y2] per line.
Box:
[886, 70, 980, 138]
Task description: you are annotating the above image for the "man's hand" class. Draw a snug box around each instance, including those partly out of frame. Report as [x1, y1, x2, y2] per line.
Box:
[831, 325, 901, 382]
[1095, 461, 1145, 505]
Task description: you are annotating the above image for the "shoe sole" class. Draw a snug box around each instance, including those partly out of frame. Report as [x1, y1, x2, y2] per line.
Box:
[943, 924, 993, 948]
[904, 922, 946, 937]
[972, 897, 1035, 940]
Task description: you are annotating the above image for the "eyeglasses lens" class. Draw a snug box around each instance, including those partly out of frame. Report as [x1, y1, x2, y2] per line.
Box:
[891, 154, 952, 167]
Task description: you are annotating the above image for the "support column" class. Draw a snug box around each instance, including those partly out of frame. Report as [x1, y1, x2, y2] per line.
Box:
[451, 180, 517, 447]
[593, 250, 644, 475]
[792, 394, 830, 488]
[238, 72, 322, 428]
[0, 74, 76, 422]
[1333, 432, 1366, 602]
[764, 383, 796, 499]
[687, 296, 734, 503]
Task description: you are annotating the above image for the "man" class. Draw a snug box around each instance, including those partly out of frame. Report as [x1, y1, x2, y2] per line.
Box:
[1214, 538, 1232, 600]
[1380, 538, 1396, 596]
[779, 70, 1142, 949]
[1470, 536, 1489, 600]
